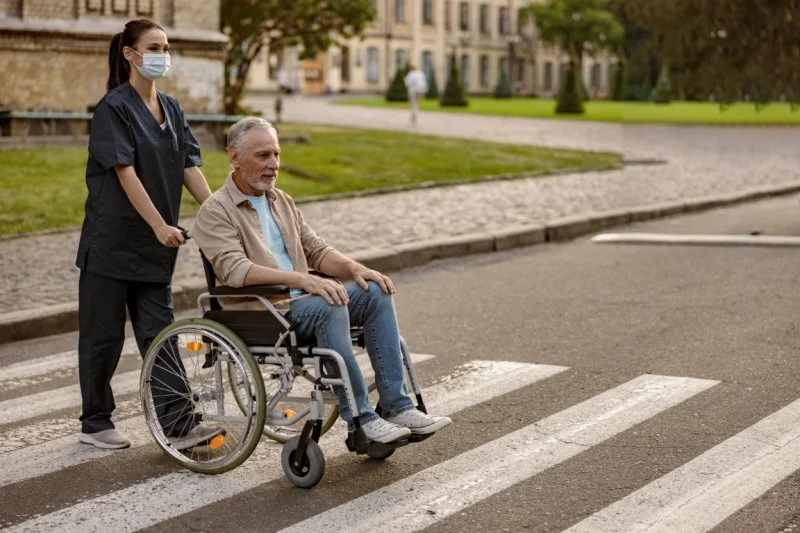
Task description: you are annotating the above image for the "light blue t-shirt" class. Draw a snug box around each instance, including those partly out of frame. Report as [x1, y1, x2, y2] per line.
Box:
[246, 194, 303, 298]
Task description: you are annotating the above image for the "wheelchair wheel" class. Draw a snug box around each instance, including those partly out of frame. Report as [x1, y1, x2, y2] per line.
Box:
[140, 318, 266, 475]
[259, 368, 340, 444]
[281, 436, 325, 488]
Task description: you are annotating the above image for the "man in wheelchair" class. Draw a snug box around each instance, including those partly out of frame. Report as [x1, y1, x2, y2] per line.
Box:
[192, 117, 451, 445]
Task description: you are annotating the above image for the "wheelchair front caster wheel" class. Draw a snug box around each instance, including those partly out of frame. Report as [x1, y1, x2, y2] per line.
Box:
[281, 436, 325, 488]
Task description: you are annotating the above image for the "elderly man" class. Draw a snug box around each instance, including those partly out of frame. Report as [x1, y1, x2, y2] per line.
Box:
[193, 117, 451, 444]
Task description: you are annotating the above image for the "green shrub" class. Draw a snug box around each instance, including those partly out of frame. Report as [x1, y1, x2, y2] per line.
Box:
[493, 69, 513, 98]
[440, 55, 468, 107]
[556, 62, 584, 114]
[650, 64, 672, 104]
[386, 66, 409, 102]
[425, 69, 439, 99]
[611, 60, 627, 101]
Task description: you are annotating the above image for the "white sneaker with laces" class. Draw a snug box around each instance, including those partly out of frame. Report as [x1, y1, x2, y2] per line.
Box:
[361, 417, 412, 443]
[384, 409, 452, 435]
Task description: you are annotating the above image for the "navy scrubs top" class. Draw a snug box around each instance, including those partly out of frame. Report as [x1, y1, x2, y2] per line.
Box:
[76, 82, 203, 283]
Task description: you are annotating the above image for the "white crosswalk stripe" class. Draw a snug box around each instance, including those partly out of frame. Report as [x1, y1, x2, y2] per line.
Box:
[1, 360, 567, 532]
[0, 352, 436, 487]
[564, 396, 800, 533]
[277, 375, 719, 533]
[5, 343, 800, 533]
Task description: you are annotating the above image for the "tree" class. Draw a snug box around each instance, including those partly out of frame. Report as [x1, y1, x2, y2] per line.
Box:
[494, 69, 513, 98]
[386, 65, 409, 102]
[441, 54, 468, 107]
[521, 0, 623, 113]
[425, 69, 440, 99]
[618, 0, 800, 109]
[220, 0, 374, 115]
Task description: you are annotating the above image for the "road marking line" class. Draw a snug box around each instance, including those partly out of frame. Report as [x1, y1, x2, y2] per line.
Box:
[590, 233, 800, 248]
[0, 353, 435, 473]
[564, 397, 800, 533]
[0, 340, 138, 388]
[2, 360, 567, 532]
[277, 374, 719, 533]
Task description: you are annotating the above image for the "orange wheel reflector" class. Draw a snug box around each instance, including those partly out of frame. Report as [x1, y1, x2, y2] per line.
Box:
[185, 341, 205, 352]
[282, 409, 296, 419]
[209, 435, 225, 450]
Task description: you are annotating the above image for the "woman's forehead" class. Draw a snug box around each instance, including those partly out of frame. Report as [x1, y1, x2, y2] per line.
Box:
[136, 28, 168, 47]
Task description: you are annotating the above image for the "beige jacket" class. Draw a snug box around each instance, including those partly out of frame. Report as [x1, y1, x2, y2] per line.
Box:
[192, 173, 335, 292]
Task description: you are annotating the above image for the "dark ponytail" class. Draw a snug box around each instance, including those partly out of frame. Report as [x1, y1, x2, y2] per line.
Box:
[106, 18, 166, 92]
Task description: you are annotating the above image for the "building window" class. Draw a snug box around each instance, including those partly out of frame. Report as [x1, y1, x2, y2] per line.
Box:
[461, 54, 470, 88]
[423, 0, 434, 24]
[544, 61, 553, 91]
[367, 47, 380, 83]
[499, 6, 509, 35]
[479, 4, 489, 34]
[459, 2, 469, 31]
[395, 0, 406, 22]
[422, 51, 434, 79]
[517, 59, 525, 85]
[479, 55, 489, 86]
[445, 1, 451, 30]
[342, 47, 351, 82]
[394, 49, 408, 74]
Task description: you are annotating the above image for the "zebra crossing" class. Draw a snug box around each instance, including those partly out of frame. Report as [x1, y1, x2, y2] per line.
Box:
[1, 344, 800, 533]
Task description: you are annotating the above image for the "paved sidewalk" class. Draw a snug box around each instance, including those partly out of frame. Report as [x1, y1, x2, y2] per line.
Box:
[1, 98, 799, 317]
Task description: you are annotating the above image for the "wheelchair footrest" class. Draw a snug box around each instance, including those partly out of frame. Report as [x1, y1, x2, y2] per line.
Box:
[345, 431, 434, 454]
[345, 433, 410, 455]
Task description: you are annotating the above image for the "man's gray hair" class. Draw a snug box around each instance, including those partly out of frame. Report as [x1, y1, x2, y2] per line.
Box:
[227, 116, 278, 151]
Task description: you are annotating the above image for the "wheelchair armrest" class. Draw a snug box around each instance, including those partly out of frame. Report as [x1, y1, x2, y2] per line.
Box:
[209, 284, 290, 297]
[309, 269, 337, 280]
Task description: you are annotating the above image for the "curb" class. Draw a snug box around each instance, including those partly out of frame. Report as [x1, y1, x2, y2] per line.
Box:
[2, 181, 800, 345]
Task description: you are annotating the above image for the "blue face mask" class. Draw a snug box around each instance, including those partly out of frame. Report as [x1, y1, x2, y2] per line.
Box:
[129, 48, 170, 80]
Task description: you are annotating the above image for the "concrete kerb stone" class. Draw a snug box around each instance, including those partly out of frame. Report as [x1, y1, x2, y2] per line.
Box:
[4, 180, 800, 345]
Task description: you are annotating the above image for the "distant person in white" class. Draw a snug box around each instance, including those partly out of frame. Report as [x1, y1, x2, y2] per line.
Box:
[404, 65, 428, 127]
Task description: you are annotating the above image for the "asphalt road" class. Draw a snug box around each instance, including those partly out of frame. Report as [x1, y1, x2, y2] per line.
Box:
[3, 195, 800, 532]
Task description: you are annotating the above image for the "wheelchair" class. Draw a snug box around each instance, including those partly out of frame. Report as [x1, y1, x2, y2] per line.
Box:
[139, 254, 433, 488]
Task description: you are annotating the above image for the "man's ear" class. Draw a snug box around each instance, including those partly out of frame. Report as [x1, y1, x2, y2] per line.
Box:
[227, 147, 237, 168]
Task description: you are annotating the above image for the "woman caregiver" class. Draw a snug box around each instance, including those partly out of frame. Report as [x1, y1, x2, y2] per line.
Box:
[75, 18, 219, 450]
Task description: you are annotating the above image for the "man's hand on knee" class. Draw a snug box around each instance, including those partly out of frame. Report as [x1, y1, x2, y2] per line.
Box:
[299, 273, 349, 306]
[351, 266, 395, 295]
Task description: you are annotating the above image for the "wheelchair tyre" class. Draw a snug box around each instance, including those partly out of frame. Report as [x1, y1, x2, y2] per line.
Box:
[140, 318, 266, 475]
[281, 436, 325, 488]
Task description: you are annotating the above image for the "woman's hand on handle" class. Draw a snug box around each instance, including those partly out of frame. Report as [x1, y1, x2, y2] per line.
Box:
[154, 224, 186, 248]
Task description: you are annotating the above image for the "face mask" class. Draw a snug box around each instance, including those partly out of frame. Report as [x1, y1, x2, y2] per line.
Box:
[129, 48, 170, 80]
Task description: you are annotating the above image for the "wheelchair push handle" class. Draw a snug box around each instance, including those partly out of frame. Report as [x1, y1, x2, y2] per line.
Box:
[177, 226, 192, 241]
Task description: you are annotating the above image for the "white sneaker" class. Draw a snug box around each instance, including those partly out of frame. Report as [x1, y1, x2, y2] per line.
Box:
[384, 409, 452, 435]
[78, 429, 131, 450]
[361, 418, 412, 444]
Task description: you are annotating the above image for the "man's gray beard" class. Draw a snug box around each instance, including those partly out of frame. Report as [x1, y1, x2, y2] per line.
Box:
[246, 175, 273, 192]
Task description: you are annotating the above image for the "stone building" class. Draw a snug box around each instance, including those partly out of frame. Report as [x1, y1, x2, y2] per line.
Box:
[247, 0, 614, 98]
[0, 0, 227, 121]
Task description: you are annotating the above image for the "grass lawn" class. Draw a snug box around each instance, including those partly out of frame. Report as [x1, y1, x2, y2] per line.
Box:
[335, 97, 800, 125]
[0, 123, 620, 236]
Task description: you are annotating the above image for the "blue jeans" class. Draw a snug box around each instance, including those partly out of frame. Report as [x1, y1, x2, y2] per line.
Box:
[286, 281, 414, 427]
